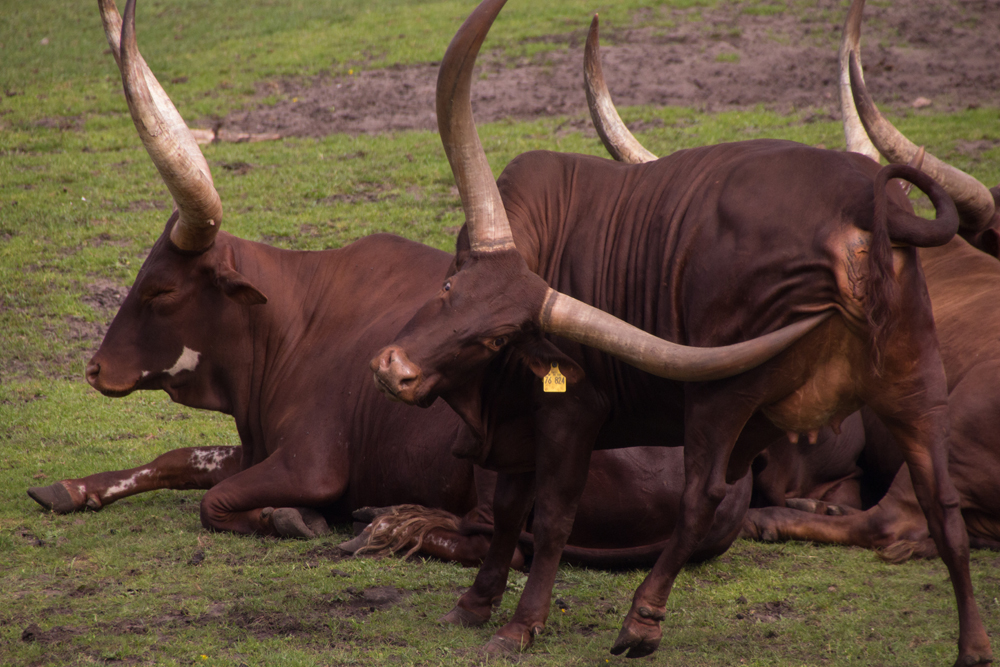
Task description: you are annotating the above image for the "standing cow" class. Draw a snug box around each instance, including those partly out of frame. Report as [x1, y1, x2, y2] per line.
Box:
[371, 0, 990, 664]
[29, 0, 754, 567]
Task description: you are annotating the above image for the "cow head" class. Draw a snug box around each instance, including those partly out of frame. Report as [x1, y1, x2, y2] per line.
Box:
[86, 0, 266, 407]
[838, 0, 1000, 257]
[371, 0, 830, 413]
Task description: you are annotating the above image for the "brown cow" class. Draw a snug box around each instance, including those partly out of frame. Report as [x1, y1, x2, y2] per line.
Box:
[739, 0, 1000, 561]
[24, 0, 482, 539]
[28, 0, 752, 568]
[370, 0, 990, 663]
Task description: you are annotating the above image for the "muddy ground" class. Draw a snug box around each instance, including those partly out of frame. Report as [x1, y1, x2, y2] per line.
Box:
[217, 0, 1000, 138]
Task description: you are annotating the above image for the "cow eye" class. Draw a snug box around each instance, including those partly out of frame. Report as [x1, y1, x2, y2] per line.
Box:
[488, 336, 507, 351]
[443, 281, 451, 292]
[142, 287, 175, 304]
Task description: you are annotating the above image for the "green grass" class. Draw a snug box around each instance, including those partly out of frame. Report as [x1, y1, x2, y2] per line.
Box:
[3, 0, 1000, 664]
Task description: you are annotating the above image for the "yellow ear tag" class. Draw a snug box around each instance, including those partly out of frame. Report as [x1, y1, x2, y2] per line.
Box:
[543, 362, 567, 393]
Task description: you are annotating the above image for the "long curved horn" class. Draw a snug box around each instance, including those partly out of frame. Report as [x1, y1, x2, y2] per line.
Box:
[443, 0, 829, 380]
[541, 290, 831, 382]
[436, 0, 514, 253]
[113, 0, 223, 251]
[583, 15, 657, 165]
[848, 55, 995, 232]
[838, 0, 880, 161]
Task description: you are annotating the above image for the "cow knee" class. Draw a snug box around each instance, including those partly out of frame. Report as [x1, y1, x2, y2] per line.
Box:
[199, 488, 230, 531]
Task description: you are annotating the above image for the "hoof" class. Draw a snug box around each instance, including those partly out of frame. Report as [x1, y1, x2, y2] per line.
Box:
[269, 508, 329, 539]
[338, 525, 373, 554]
[954, 654, 993, 667]
[351, 505, 399, 524]
[785, 497, 825, 514]
[485, 634, 529, 655]
[27, 483, 81, 514]
[610, 618, 662, 659]
[439, 605, 490, 628]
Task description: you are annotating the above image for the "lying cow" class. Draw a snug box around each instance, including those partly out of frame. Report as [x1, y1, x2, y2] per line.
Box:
[740, 0, 1000, 560]
[25, 0, 481, 539]
[370, 0, 990, 663]
[29, 0, 751, 567]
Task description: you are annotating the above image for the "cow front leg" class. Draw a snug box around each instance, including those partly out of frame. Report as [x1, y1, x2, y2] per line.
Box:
[28, 446, 241, 513]
[612, 392, 754, 659]
[200, 445, 346, 537]
[486, 443, 594, 654]
[441, 471, 535, 629]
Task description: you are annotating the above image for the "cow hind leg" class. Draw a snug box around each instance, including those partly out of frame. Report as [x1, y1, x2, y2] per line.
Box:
[870, 393, 991, 665]
[28, 446, 241, 513]
[612, 392, 756, 658]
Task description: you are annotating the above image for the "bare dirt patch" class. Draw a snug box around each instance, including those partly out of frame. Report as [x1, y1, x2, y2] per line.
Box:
[215, 0, 1000, 138]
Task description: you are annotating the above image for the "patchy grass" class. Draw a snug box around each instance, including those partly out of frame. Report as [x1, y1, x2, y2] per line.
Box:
[3, 0, 1000, 664]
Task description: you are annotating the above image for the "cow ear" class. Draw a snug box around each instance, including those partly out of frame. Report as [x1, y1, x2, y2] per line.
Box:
[211, 249, 268, 305]
[215, 264, 268, 305]
[517, 338, 585, 385]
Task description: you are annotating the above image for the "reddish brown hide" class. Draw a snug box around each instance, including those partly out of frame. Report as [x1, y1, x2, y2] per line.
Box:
[25, 0, 480, 540]
[745, 237, 1000, 560]
[371, 1, 989, 663]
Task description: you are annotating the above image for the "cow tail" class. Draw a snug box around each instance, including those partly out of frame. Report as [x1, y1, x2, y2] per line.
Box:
[865, 164, 959, 373]
[864, 176, 898, 375]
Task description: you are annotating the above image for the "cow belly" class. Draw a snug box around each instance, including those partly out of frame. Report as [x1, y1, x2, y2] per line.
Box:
[760, 352, 862, 437]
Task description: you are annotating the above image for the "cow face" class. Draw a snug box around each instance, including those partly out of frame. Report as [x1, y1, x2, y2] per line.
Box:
[86, 215, 265, 408]
[371, 249, 582, 409]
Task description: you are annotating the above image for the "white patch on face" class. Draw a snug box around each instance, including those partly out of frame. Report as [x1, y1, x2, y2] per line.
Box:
[166, 346, 201, 376]
[190, 447, 234, 472]
[105, 469, 151, 498]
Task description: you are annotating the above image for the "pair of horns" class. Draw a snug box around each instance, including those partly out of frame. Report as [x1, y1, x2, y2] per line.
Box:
[583, 8, 960, 248]
[437, 0, 829, 382]
[839, 0, 995, 233]
[99, 0, 221, 251]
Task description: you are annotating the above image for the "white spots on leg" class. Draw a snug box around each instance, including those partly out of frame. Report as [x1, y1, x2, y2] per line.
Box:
[105, 469, 152, 498]
[189, 447, 235, 472]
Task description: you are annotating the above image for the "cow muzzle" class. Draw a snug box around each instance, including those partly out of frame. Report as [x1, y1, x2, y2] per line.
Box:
[86, 358, 139, 398]
[370, 346, 425, 405]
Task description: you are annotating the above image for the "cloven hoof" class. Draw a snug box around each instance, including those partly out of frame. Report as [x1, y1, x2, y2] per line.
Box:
[266, 507, 330, 539]
[27, 483, 80, 514]
[439, 606, 490, 628]
[610, 620, 662, 659]
[485, 634, 529, 655]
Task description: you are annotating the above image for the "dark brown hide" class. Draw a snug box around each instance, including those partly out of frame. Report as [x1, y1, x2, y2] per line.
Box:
[375, 138, 987, 661]
[371, 5, 985, 656]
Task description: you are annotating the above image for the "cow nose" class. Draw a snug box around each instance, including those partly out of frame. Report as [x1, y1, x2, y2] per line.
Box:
[85, 360, 100, 388]
[371, 347, 421, 400]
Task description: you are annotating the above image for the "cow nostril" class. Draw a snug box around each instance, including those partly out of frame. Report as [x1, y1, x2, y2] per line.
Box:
[86, 361, 100, 384]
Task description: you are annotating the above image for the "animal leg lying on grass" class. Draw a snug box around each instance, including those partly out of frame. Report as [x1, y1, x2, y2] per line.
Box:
[28, 446, 241, 513]
[198, 444, 345, 538]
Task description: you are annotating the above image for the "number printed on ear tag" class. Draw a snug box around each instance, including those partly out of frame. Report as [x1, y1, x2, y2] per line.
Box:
[543, 362, 567, 393]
